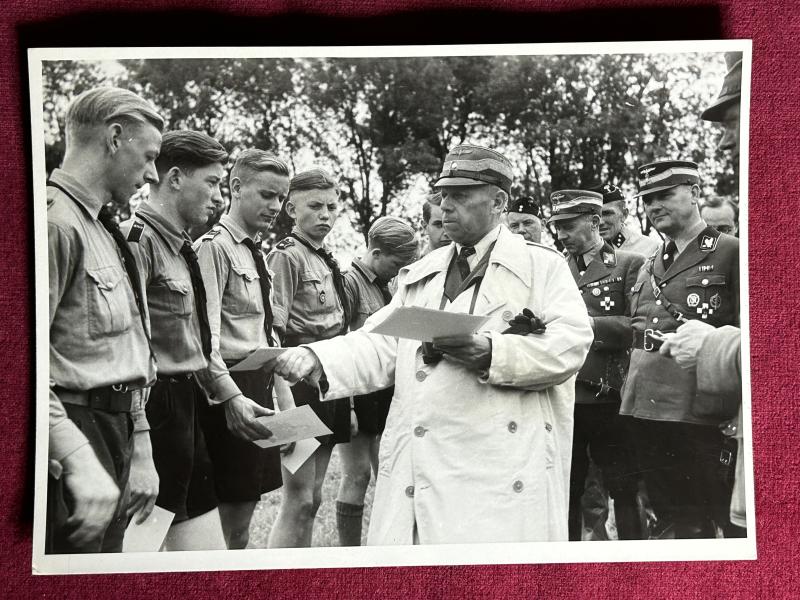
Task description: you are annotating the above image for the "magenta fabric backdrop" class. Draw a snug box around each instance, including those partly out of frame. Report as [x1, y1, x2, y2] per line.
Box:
[1, 1, 796, 597]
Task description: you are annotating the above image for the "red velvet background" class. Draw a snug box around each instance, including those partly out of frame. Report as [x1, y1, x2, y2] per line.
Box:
[2, 1, 797, 597]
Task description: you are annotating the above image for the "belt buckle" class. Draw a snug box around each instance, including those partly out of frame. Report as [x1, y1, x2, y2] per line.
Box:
[644, 328, 655, 352]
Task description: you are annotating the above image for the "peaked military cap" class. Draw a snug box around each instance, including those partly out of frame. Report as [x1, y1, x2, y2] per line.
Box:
[635, 160, 700, 198]
[547, 189, 602, 223]
[434, 144, 513, 194]
[701, 52, 742, 122]
[592, 182, 625, 204]
[508, 195, 540, 216]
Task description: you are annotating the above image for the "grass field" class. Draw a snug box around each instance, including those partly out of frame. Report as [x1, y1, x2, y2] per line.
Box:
[248, 444, 377, 548]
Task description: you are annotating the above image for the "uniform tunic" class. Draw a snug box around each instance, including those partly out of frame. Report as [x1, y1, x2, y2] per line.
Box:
[48, 169, 155, 468]
[621, 226, 740, 425]
[568, 242, 644, 403]
[120, 202, 206, 375]
[309, 226, 594, 544]
[194, 214, 279, 403]
[267, 226, 350, 443]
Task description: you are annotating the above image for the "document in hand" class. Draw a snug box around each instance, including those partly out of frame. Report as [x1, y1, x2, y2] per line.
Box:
[281, 437, 321, 474]
[369, 306, 490, 342]
[122, 506, 175, 553]
[229, 347, 287, 372]
[252, 404, 332, 448]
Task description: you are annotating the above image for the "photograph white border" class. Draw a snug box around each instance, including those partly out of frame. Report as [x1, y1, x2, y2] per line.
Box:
[29, 39, 755, 575]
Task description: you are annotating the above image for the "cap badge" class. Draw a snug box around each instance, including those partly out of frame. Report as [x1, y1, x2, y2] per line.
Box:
[450, 162, 458, 171]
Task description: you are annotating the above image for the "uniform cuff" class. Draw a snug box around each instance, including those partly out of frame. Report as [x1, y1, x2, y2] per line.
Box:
[206, 373, 242, 405]
[49, 418, 90, 465]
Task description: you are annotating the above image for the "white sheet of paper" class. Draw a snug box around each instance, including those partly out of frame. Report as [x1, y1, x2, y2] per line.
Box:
[281, 437, 320, 474]
[252, 404, 332, 448]
[228, 346, 287, 372]
[369, 306, 490, 341]
[122, 506, 175, 553]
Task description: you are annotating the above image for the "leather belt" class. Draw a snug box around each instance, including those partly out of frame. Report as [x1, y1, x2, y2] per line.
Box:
[54, 384, 143, 413]
[632, 329, 674, 352]
[156, 372, 194, 383]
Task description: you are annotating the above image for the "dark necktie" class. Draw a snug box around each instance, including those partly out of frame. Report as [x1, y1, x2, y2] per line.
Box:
[243, 238, 276, 347]
[576, 254, 587, 274]
[290, 233, 351, 334]
[444, 246, 476, 302]
[662, 240, 678, 271]
[97, 206, 151, 341]
[179, 241, 212, 358]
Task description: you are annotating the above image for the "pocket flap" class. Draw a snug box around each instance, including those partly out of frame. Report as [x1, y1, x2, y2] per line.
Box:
[686, 274, 727, 287]
[232, 264, 259, 282]
[300, 270, 324, 284]
[164, 278, 191, 295]
[87, 266, 124, 292]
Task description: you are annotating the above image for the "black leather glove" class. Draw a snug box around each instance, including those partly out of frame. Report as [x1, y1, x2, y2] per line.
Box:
[502, 308, 546, 336]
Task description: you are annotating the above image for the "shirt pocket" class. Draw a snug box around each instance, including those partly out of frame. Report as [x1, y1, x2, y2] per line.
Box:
[162, 278, 193, 316]
[227, 263, 261, 314]
[685, 274, 729, 321]
[300, 269, 333, 308]
[86, 266, 133, 339]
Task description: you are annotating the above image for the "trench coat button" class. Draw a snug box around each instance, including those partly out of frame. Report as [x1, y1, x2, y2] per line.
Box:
[652, 317, 659, 324]
[416, 370, 427, 382]
[414, 425, 426, 437]
[513, 480, 524, 493]
[405, 485, 415, 497]
[502, 310, 514, 321]
[507, 421, 518, 433]
[655, 299, 662, 306]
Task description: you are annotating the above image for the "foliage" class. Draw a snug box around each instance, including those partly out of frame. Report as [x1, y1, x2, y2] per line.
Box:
[40, 52, 733, 251]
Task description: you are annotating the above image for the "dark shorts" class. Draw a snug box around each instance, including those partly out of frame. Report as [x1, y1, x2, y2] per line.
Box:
[197, 368, 283, 503]
[629, 417, 736, 537]
[146, 376, 218, 522]
[291, 380, 351, 446]
[46, 403, 133, 554]
[353, 386, 393, 435]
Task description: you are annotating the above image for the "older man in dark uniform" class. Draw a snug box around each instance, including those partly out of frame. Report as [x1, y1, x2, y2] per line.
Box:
[549, 189, 644, 541]
[597, 183, 660, 259]
[621, 160, 740, 538]
[506, 195, 544, 244]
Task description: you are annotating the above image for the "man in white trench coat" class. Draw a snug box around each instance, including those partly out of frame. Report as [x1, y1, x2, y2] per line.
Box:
[275, 145, 593, 545]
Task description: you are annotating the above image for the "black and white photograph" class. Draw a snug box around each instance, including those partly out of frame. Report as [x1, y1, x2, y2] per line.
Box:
[29, 40, 753, 574]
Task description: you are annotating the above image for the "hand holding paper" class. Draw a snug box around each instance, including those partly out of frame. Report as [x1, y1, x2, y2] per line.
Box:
[433, 333, 493, 371]
[251, 405, 331, 449]
[274, 347, 324, 386]
[225, 394, 275, 441]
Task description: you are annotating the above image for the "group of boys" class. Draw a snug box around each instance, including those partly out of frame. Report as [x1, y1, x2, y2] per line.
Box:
[47, 50, 743, 553]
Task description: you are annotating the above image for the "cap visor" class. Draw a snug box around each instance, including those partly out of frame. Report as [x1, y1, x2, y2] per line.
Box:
[635, 183, 681, 198]
[434, 176, 484, 188]
[546, 213, 582, 224]
[701, 95, 738, 121]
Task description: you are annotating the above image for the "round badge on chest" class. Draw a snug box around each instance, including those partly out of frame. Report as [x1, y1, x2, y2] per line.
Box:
[686, 292, 700, 308]
[592, 288, 601, 297]
[319, 290, 326, 304]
